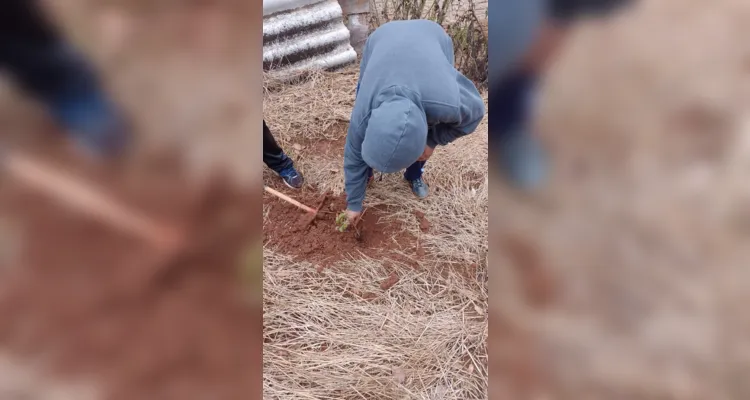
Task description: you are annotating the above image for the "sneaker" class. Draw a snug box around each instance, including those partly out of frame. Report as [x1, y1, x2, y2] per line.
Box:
[41, 45, 131, 159]
[408, 178, 429, 199]
[64, 108, 131, 161]
[278, 165, 304, 189]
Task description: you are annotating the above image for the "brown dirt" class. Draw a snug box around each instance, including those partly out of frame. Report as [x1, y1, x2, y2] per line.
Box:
[500, 234, 558, 309]
[292, 135, 347, 160]
[413, 210, 431, 233]
[0, 148, 261, 400]
[263, 184, 421, 268]
[379, 272, 400, 290]
[277, 121, 348, 158]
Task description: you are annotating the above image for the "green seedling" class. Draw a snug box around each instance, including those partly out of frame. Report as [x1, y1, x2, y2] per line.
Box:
[335, 212, 350, 232]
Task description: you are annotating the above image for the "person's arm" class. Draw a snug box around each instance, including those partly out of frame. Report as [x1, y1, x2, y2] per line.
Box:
[343, 124, 370, 213]
[426, 74, 486, 148]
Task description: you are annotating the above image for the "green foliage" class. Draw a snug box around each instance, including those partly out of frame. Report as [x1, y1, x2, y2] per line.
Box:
[335, 212, 350, 232]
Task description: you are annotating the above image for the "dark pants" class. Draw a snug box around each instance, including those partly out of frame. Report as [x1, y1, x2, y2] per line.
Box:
[263, 120, 293, 173]
[356, 81, 426, 182]
[488, 68, 537, 144]
[0, 0, 126, 154]
[489, 67, 548, 187]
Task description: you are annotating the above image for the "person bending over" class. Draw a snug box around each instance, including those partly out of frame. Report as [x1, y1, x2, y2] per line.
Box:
[343, 19, 485, 225]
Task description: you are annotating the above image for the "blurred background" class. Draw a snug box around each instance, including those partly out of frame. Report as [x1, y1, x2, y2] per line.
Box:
[490, 0, 750, 398]
[0, 1, 263, 398]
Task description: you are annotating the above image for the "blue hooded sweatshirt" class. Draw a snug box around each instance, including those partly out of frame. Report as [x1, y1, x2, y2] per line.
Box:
[344, 19, 486, 212]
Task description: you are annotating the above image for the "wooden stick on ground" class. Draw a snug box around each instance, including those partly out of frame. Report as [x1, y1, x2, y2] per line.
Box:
[264, 186, 317, 214]
[4, 152, 180, 249]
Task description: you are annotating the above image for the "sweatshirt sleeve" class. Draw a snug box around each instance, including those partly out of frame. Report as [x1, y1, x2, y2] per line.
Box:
[343, 122, 369, 212]
[426, 74, 486, 148]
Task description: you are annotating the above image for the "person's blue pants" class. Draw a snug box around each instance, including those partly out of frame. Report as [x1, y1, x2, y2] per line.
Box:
[489, 69, 537, 138]
[357, 79, 426, 182]
[366, 160, 425, 182]
[489, 68, 547, 188]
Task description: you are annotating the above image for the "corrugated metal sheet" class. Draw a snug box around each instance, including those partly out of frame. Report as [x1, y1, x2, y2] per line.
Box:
[263, 0, 358, 76]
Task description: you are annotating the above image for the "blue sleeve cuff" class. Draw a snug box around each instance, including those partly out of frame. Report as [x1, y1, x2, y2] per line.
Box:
[347, 202, 363, 212]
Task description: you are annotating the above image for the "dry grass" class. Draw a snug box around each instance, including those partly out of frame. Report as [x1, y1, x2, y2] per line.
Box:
[263, 67, 488, 398]
[263, 253, 487, 399]
[263, 69, 359, 142]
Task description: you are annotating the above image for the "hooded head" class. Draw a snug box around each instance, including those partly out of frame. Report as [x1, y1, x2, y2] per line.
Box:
[361, 92, 428, 173]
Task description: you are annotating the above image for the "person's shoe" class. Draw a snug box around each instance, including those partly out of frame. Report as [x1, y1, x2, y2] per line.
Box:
[278, 165, 304, 189]
[42, 45, 131, 160]
[497, 129, 547, 190]
[67, 109, 131, 161]
[408, 178, 429, 199]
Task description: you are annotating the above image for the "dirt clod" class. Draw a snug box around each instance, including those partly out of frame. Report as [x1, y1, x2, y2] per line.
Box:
[416, 241, 426, 258]
[380, 272, 400, 291]
[501, 235, 557, 308]
[414, 210, 431, 233]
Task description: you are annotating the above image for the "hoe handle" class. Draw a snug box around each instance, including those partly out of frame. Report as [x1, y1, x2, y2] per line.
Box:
[4, 151, 177, 248]
[264, 186, 317, 214]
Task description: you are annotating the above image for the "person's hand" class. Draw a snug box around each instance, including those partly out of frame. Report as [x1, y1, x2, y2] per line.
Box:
[417, 145, 435, 162]
[346, 209, 362, 225]
[336, 209, 362, 232]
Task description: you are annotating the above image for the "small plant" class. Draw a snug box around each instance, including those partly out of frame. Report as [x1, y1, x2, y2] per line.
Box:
[335, 212, 350, 232]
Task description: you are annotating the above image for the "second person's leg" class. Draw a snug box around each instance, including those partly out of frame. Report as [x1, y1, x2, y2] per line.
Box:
[0, 39, 130, 159]
[0, 0, 130, 158]
[263, 120, 304, 188]
[404, 160, 428, 198]
[490, 68, 547, 189]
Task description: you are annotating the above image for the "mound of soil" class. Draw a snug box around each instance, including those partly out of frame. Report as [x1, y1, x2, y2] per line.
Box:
[0, 150, 261, 399]
[263, 185, 421, 268]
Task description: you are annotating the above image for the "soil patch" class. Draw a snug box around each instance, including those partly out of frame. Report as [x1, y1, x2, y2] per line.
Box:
[0, 148, 261, 400]
[278, 121, 348, 158]
[500, 234, 558, 308]
[414, 210, 431, 233]
[263, 184, 421, 268]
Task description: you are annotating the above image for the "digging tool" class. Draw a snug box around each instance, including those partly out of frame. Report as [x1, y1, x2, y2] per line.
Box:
[1, 150, 183, 252]
[264, 186, 329, 226]
[264, 186, 317, 214]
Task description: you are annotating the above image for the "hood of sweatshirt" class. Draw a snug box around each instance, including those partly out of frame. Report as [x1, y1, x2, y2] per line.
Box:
[361, 86, 428, 173]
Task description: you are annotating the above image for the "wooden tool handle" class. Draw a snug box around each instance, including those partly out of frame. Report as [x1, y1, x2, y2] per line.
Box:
[264, 186, 316, 214]
[5, 152, 178, 247]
